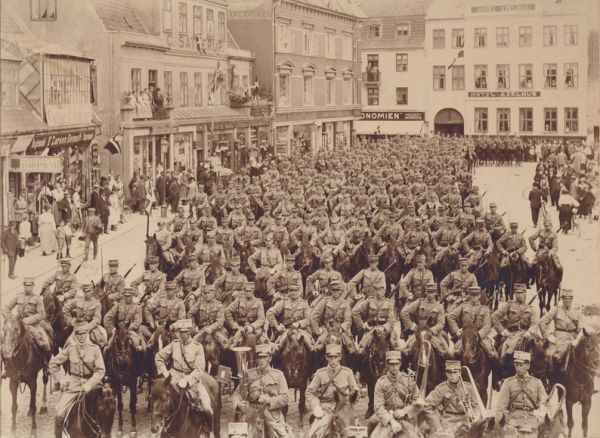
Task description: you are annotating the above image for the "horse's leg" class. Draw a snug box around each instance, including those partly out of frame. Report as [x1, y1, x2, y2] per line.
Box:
[114, 383, 124, 436]
[130, 379, 138, 437]
[10, 378, 18, 433]
[582, 397, 591, 438]
[566, 398, 574, 438]
[28, 379, 37, 437]
[40, 368, 48, 415]
[366, 376, 375, 418]
[299, 385, 306, 426]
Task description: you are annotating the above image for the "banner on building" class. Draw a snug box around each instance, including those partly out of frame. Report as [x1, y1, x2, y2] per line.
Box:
[9, 155, 62, 173]
[361, 111, 425, 121]
[30, 129, 96, 150]
[45, 104, 94, 127]
[467, 91, 541, 98]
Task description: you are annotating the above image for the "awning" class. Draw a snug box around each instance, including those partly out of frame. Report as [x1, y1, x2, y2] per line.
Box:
[10, 134, 35, 154]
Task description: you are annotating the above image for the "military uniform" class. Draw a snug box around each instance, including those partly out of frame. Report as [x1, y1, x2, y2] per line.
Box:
[43, 267, 79, 304]
[440, 269, 478, 298]
[225, 293, 266, 347]
[267, 265, 303, 297]
[188, 294, 228, 348]
[447, 294, 496, 359]
[213, 265, 247, 306]
[143, 295, 186, 328]
[267, 291, 314, 351]
[170, 214, 189, 237]
[496, 229, 528, 266]
[248, 245, 282, 281]
[198, 241, 226, 267]
[461, 225, 493, 268]
[234, 224, 263, 248]
[101, 271, 125, 302]
[310, 293, 355, 352]
[305, 266, 344, 297]
[104, 291, 144, 350]
[352, 295, 397, 352]
[317, 226, 346, 258]
[63, 290, 107, 347]
[174, 261, 205, 297]
[130, 266, 166, 303]
[400, 295, 448, 356]
[348, 266, 386, 299]
[529, 227, 562, 270]
[399, 267, 435, 300]
[538, 292, 581, 366]
[492, 291, 538, 361]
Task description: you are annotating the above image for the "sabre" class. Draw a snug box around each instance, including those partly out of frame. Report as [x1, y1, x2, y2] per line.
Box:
[73, 260, 85, 274]
[527, 291, 539, 305]
[124, 263, 136, 279]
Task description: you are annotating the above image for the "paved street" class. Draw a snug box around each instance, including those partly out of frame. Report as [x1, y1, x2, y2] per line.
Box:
[1, 164, 599, 438]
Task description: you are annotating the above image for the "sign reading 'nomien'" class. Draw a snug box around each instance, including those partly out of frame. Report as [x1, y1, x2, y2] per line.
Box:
[471, 4, 535, 13]
[468, 91, 541, 98]
[361, 111, 425, 121]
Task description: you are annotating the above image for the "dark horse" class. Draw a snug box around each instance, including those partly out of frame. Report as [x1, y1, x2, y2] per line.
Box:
[551, 328, 600, 437]
[145, 234, 184, 281]
[535, 251, 561, 315]
[343, 233, 374, 280]
[104, 321, 143, 436]
[294, 238, 321, 293]
[460, 322, 491, 406]
[431, 246, 460, 284]
[150, 374, 222, 438]
[234, 240, 256, 281]
[377, 236, 406, 298]
[91, 282, 114, 320]
[2, 316, 49, 436]
[42, 286, 71, 354]
[362, 328, 388, 418]
[62, 385, 116, 438]
[308, 390, 360, 438]
[407, 328, 444, 395]
[471, 250, 501, 310]
[499, 252, 531, 303]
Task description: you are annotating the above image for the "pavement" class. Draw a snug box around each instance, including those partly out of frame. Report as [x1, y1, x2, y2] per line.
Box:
[1, 163, 599, 437]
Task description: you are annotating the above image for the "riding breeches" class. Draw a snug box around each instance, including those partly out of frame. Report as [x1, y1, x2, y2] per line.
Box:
[404, 333, 449, 357]
[499, 330, 526, 360]
[193, 328, 229, 349]
[453, 337, 497, 359]
[546, 332, 576, 362]
[170, 369, 213, 415]
[230, 329, 267, 348]
[274, 329, 314, 351]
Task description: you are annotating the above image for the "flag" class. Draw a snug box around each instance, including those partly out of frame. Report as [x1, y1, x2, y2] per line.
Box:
[104, 134, 122, 155]
[447, 50, 464, 70]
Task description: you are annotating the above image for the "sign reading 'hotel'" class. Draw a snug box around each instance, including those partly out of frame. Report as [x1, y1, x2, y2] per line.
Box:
[361, 111, 425, 121]
[471, 4, 535, 13]
[468, 91, 541, 98]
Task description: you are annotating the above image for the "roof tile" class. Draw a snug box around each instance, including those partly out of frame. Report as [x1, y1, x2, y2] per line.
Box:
[90, 0, 148, 34]
[1, 108, 48, 135]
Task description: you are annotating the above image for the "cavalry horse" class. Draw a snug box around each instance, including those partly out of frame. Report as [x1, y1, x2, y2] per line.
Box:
[343, 233, 374, 281]
[377, 236, 405, 299]
[145, 234, 184, 281]
[493, 334, 549, 392]
[308, 390, 360, 438]
[294, 238, 321, 293]
[406, 328, 445, 396]
[104, 321, 144, 437]
[2, 316, 49, 437]
[361, 328, 388, 418]
[142, 322, 175, 412]
[150, 374, 222, 438]
[460, 322, 491, 406]
[62, 385, 116, 438]
[430, 246, 460, 285]
[534, 250, 561, 315]
[196, 331, 221, 376]
[41, 286, 71, 354]
[499, 251, 531, 303]
[91, 282, 113, 320]
[235, 240, 256, 281]
[470, 250, 501, 310]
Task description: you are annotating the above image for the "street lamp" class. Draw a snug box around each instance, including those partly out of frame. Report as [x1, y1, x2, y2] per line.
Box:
[161, 136, 169, 218]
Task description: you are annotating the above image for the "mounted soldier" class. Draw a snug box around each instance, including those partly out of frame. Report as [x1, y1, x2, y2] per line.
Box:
[267, 254, 303, 300]
[528, 218, 563, 277]
[432, 216, 461, 263]
[491, 283, 538, 364]
[461, 219, 493, 271]
[496, 222, 528, 267]
[155, 319, 213, 416]
[188, 284, 229, 349]
[169, 206, 190, 239]
[234, 216, 263, 250]
[42, 258, 79, 305]
[130, 256, 166, 304]
[101, 259, 125, 302]
[199, 230, 226, 272]
[482, 202, 506, 238]
[457, 202, 476, 234]
[104, 288, 145, 352]
[225, 282, 267, 348]
[50, 322, 105, 438]
[141, 281, 185, 340]
[317, 215, 347, 261]
[248, 234, 283, 290]
[214, 256, 247, 306]
[440, 257, 479, 310]
[347, 254, 386, 302]
[399, 254, 434, 301]
[63, 283, 107, 348]
[155, 219, 180, 265]
[495, 351, 549, 437]
[267, 283, 314, 353]
[352, 283, 398, 355]
[305, 254, 343, 301]
[174, 254, 205, 305]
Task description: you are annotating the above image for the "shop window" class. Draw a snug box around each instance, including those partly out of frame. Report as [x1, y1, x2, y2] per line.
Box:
[565, 107, 578, 132]
[474, 28, 487, 48]
[496, 27, 509, 47]
[474, 65, 487, 89]
[452, 65, 464, 90]
[163, 0, 172, 31]
[193, 6, 202, 37]
[433, 29, 445, 49]
[475, 108, 488, 133]
[180, 72, 189, 106]
[452, 29, 464, 48]
[565, 25, 578, 46]
[544, 64, 557, 88]
[544, 25, 556, 46]
[396, 87, 408, 105]
[519, 108, 533, 132]
[396, 23, 410, 38]
[519, 64, 533, 89]
[544, 107, 557, 132]
[368, 25, 381, 38]
[497, 108, 510, 133]
[194, 73, 202, 106]
[278, 73, 289, 106]
[367, 87, 379, 105]
[519, 26, 532, 47]
[496, 64, 509, 89]
[178, 2, 187, 34]
[433, 65, 445, 90]
[31, 0, 56, 20]
[565, 63, 578, 88]
[396, 53, 408, 72]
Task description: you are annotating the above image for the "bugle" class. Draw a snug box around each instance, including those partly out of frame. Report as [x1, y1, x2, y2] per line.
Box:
[461, 366, 493, 421]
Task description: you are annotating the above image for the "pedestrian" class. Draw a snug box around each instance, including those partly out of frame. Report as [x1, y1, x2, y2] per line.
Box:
[558, 187, 579, 234]
[38, 204, 57, 256]
[128, 171, 139, 211]
[135, 175, 147, 214]
[97, 187, 109, 234]
[528, 182, 546, 228]
[56, 220, 66, 259]
[168, 174, 180, 213]
[82, 207, 103, 261]
[1, 221, 19, 279]
[18, 214, 32, 248]
[155, 171, 165, 206]
[63, 219, 73, 258]
[108, 187, 120, 230]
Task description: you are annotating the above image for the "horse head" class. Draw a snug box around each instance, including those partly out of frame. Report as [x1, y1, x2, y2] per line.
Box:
[96, 385, 116, 438]
[461, 322, 482, 365]
[328, 390, 359, 437]
[465, 414, 507, 438]
[114, 323, 133, 367]
[150, 376, 174, 435]
[1, 315, 25, 358]
[575, 327, 600, 376]
[368, 328, 388, 377]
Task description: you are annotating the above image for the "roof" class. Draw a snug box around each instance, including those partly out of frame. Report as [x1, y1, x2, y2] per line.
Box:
[173, 105, 250, 121]
[354, 0, 432, 18]
[90, 0, 148, 34]
[1, 108, 48, 135]
[426, 0, 463, 20]
[30, 43, 93, 60]
[296, 0, 366, 18]
[228, 29, 240, 50]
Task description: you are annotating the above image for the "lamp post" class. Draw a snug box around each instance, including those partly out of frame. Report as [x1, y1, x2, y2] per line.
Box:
[161, 136, 169, 218]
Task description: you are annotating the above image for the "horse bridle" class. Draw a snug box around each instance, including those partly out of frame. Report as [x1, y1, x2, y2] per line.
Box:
[156, 384, 186, 433]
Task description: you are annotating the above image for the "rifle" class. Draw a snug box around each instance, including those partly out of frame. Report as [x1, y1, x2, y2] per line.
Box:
[73, 260, 85, 274]
[124, 263, 136, 279]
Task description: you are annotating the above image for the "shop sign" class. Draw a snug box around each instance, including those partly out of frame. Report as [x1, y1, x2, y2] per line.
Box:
[468, 91, 541, 98]
[9, 155, 62, 173]
[471, 4, 534, 13]
[30, 129, 96, 150]
[361, 111, 425, 121]
[152, 125, 179, 135]
[45, 104, 94, 127]
[165, 33, 225, 54]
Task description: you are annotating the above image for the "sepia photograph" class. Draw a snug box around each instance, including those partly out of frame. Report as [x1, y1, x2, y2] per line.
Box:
[0, 0, 598, 437]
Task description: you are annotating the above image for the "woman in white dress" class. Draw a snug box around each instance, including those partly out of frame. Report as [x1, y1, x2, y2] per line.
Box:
[108, 187, 121, 230]
[38, 205, 57, 256]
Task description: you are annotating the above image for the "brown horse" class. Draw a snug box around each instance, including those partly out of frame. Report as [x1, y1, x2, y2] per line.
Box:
[407, 328, 445, 395]
[145, 234, 184, 281]
[41, 286, 71, 353]
[91, 282, 113, 320]
[460, 322, 491, 406]
[309, 390, 360, 438]
[150, 374, 222, 438]
[294, 239, 321, 293]
[2, 316, 49, 437]
[377, 236, 406, 298]
[362, 328, 388, 418]
[63, 385, 116, 438]
[534, 251, 561, 315]
[196, 331, 221, 376]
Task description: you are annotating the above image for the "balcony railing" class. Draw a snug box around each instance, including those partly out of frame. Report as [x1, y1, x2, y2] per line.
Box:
[362, 71, 381, 84]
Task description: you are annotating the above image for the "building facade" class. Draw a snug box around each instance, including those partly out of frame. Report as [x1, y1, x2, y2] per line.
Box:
[354, 0, 432, 137]
[227, 0, 364, 155]
[425, 0, 598, 141]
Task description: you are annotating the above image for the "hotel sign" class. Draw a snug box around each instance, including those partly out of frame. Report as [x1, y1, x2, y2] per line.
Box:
[361, 111, 425, 121]
[471, 4, 535, 13]
[468, 91, 541, 98]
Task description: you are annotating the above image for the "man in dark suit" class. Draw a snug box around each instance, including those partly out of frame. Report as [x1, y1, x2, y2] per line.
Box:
[528, 182, 547, 228]
[1, 221, 19, 279]
[89, 183, 100, 211]
[155, 171, 165, 206]
[168, 175, 180, 213]
[96, 187, 110, 234]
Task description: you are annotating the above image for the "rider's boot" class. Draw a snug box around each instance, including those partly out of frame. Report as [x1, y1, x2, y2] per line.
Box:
[54, 415, 65, 438]
[1, 358, 7, 379]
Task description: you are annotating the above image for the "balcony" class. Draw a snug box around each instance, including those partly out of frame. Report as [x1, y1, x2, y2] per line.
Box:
[121, 94, 173, 123]
[362, 71, 381, 84]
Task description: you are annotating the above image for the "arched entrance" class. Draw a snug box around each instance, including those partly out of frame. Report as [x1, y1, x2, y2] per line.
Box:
[434, 108, 464, 136]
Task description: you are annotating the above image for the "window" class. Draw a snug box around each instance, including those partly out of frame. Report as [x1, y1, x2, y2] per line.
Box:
[163, 0, 172, 31]
[452, 29, 464, 48]
[131, 68, 142, 93]
[206, 9, 214, 40]
[368, 25, 381, 38]
[1, 63, 19, 107]
[194, 73, 202, 106]
[565, 107, 578, 132]
[31, 0, 56, 20]
[366, 54, 379, 81]
[396, 53, 408, 72]
[326, 77, 334, 105]
[474, 65, 488, 89]
[433, 29, 445, 49]
[519, 26, 532, 47]
[396, 87, 408, 105]
[178, 2, 187, 34]
[303, 26, 314, 55]
[475, 108, 488, 133]
[148, 70, 158, 89]
[342, 34, 352, 61]
[164, 71, 173, 98]
[564, 63, 578, 88]
[497, 108, 510, 133]
[278, 73, 289, 106]
[343, 77, 352, 104]
[519, 64, 533, 89]
[326, 30, 335, 58]
[180, 72, 189, 106]
[452, 65, 465, 90]
[218, 12, 225, 41]
[367, 87, 379, 105]
[396, 23, 410, 38]
[543, 25, 556, 46]
[544, 108, 557, 132]
[193, 6, 202, 37]
[303, 75, 313, 105]
[475, 28, 487, 48]
[496, 27, 509, 47]
[496, 64, 509, 89]
[519, 108, 533, 132]
[565, 25, 578, 46]
[544, 64, 557, 88]
[45, 58, 91, 104]
[433, 65, 445, 90]
[278, 22, 291, 52]
[90, 64, 97, 105]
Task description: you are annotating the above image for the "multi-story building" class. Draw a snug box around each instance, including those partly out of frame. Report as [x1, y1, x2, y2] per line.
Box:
[354, 0, 432, 138]
[425, 0, 598, 141]
[3, 0, 271, 189]
[228, 0, 365, 155]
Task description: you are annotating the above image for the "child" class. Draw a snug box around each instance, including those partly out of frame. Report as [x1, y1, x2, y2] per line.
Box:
[56, 220, 66, 259]
[63, 220, 73, 257]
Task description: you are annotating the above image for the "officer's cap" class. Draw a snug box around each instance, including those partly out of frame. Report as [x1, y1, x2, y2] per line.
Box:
[476, 219, 485, 226]
[285, 254, 295, 262]
[73, 322, 90, 334]
[459, 257, 469, 263]
[510, 222, 518, 228]
[255, 344, 272, 357]
[87, 207, 96, 213]
[244, 282, 255, 291]
[23, 277, 35, 286]
[174, 319, 194, 332]
[467, 286, 481, 295]
[329, 279, 344, 291]
[514, 283, 527, 293]
[385, 351, 402, 364]
[489, 202, 497, 208]
[513, 351, 531, 363]
[425, 283, 437, 293]
[445, 360, 461, 371]
[146, 256, 159, 264]
[464, 202, 472, 208]
[416, 254, 426, 262]
[326, 344, 342, 356]
[165, 281, 177, 290]
[561, 289, 573, 298]
[368, 254, 378, 262]
[203, 284, 215, 293]
[108, 259, 119, 267]
[287, 283, 300, 293]
[82, 283, 93, 293]
[123, 287, 136, 296]
[186, 254, 198, 262]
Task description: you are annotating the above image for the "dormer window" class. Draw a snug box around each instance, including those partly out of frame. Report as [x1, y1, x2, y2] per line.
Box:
[368, 25, 381, 38]
[396, 23, 410, 38]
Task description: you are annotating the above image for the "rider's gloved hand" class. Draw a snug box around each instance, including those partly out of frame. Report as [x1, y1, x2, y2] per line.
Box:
[501, 329, 509, 338]
[82, 382, 93, 393]
[313, 405, 324, 418]
[390, 419, 403, 434]
[59, 380, 70, 391]
[177, 378, 188, 389]
[393, 408, 407, 420]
